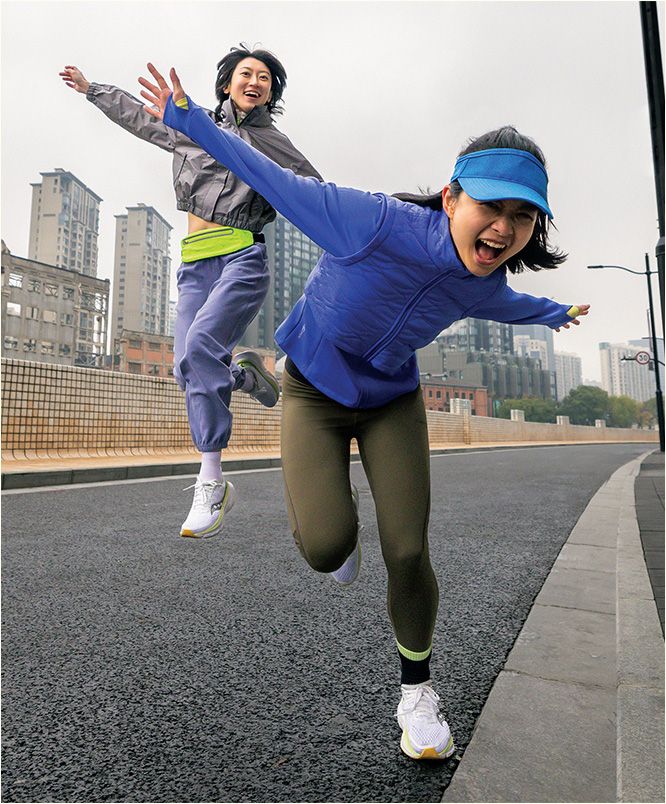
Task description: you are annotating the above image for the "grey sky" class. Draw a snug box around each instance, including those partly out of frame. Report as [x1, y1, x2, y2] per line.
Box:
[2, 0, 664, 382]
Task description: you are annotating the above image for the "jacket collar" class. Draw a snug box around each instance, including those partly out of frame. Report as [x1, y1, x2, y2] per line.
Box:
[220, 98, 272, 128]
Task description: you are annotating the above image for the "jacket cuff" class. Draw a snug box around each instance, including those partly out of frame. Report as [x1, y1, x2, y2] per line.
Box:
[85, 82, 101, 102]
[566, 305, 580, 319]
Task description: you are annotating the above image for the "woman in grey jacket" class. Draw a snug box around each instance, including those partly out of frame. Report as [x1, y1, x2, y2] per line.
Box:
[60, 46, 322, 539]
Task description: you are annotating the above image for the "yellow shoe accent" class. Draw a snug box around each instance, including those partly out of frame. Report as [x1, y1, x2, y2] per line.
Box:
[179, 508, 225, 539]
[400, 731, 454, 760]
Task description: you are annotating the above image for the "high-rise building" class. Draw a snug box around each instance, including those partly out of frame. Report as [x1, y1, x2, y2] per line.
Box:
[439, 318, 514, 354]
[2, 240, 109, 367]
[168, 299, 178, 337]
[28, 169, 101, 277]
[242, 216, 323, 350]
[111, 204, 172, 349]
[420, 319, 554, 411]
[629, 338, 664, 400]
[512, 324, 555, 369]
[554, 351, 583, 400]
[599, 341, 656, 402]
[514, 335, 549, 369]
[442, 349, 554, 406]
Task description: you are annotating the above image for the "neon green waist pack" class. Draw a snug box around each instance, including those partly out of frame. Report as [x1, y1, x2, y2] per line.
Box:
[181, 226, 255, 263]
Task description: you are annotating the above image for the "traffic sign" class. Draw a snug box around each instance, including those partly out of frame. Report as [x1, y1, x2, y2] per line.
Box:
[635, 351, 651, 365]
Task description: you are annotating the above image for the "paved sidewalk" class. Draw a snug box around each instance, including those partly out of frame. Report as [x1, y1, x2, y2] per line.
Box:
[442, 449, 665, 803]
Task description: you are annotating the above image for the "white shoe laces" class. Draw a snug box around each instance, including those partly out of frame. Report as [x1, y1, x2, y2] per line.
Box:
[402, 685, 445, 725]
[183, 480, 222, 511]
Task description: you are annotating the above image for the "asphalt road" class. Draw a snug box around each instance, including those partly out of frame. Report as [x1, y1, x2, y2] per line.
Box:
[1, 443, 648, 803]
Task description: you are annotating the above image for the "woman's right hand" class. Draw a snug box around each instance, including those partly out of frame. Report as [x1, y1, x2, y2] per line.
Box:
[60, 65, 90, 94]
[138, 63, 185, 121]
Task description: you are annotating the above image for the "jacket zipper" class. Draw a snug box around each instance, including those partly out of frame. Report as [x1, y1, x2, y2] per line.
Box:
[183, 228, 237, 245]
[363, 273, 449, 363]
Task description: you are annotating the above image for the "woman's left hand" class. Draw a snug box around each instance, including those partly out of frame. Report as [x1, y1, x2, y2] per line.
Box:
[555, 303, 590, 331]
[138, 63, 185, 120]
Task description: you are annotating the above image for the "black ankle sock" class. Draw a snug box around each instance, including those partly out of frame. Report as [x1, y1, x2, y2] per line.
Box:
[399, 650, 431, 685]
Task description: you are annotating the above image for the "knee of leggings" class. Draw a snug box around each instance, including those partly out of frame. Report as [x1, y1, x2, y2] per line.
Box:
[384, 540, 429, 578]
[298, 525, 357, 573]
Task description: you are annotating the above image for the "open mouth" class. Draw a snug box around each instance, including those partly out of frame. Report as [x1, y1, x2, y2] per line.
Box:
[244, 91, 261, 99]
[474, 237, 507, 266]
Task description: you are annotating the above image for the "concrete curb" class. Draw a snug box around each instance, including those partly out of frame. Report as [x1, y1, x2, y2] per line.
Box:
[616, 454, 665, 803]
[0, 457, 283, 490]
[442, 450, 665, 803]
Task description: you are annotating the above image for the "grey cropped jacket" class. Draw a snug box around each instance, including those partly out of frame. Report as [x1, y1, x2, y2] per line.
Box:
[86, 83, 322, 232]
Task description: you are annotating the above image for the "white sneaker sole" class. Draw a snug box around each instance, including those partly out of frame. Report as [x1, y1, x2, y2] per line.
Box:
[180, 481, 236, 539]
[400, 730, 455, 760]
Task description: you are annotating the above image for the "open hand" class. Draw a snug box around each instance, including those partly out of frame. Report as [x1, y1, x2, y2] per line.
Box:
[555, 304, 590, 332]
[138, 64, 185, 120]
[60, 65, 90, 94]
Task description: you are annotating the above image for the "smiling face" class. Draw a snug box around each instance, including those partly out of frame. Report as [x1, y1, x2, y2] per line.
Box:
[224, 57, 273, 113]
[442, 187, 538, 276]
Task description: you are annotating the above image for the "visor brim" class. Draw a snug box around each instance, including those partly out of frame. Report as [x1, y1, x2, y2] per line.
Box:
[458, 177, 553, 219]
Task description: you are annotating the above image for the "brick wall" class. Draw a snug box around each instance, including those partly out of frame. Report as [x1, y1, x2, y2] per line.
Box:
[1, 358, 281, 459]
[0, 358, 657, 460]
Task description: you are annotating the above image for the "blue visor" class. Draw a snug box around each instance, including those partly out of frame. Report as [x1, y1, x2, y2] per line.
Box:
[450, 148, 553, 219]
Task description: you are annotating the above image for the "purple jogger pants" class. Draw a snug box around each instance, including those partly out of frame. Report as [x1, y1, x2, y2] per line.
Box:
[173, 243, 270, 452]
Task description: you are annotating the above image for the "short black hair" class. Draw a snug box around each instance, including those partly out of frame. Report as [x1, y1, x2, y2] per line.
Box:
[393, 126, 567, 274]
[214, 43, 287, 119]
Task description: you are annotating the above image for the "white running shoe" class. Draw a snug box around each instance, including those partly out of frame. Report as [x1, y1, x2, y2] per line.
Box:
[235, 350, 280, 408]
[180, 479, 236, 539]
[330, 485, 362, 585]
[396, 681, 455, 760]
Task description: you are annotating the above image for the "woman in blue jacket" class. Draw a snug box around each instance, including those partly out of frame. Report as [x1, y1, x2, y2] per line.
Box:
[141, 66, 589, 761]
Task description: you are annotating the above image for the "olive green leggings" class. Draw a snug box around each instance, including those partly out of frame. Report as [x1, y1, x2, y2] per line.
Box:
[281, 369, 439, 655]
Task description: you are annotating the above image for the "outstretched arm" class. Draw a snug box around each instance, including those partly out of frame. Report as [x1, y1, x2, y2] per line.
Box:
[472, 279, 590, 330]
[61, 64, 175, 152]
[139, 65, 384, 257]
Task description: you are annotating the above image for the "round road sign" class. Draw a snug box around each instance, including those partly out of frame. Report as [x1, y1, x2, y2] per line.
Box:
[635, 351, 651, 365]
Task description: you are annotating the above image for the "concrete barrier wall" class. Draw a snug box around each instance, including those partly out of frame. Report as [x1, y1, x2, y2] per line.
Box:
[1, 358, 281, 459]
[468, 415, 639, 444]
[0, 358, 657, 460]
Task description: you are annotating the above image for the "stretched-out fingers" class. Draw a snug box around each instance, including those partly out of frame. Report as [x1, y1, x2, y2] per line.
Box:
[147, 62, 169, 89]
[143, 105, 161, 120]
[138, 76, 161, 96]
[169, 68, 185, 100]
[140, 89, 160, 106]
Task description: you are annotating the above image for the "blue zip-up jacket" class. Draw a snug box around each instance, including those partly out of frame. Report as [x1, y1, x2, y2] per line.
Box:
[164, 96, 576, 408]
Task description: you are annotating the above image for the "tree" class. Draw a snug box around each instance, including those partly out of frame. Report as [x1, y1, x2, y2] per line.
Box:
[496, 397, 559, 423]
[607, 395, 641, 428]
[558, 386, 610, 426]
[639, 397, 658, 428]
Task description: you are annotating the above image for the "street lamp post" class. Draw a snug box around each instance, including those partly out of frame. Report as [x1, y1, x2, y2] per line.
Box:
[588, 257, 665, 451]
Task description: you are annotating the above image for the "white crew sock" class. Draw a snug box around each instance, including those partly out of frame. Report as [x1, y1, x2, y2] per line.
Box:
[198, 451, 223, 483]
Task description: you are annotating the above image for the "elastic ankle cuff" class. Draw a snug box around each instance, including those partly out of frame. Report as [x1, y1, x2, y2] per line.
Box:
[396, 641, 432, 661]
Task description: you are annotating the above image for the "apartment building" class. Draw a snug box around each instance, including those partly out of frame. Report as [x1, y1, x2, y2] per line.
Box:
[28, 169, 101, 277]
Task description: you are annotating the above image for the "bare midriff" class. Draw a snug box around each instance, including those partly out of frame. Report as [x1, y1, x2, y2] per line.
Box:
[187, 212, 225, 234]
